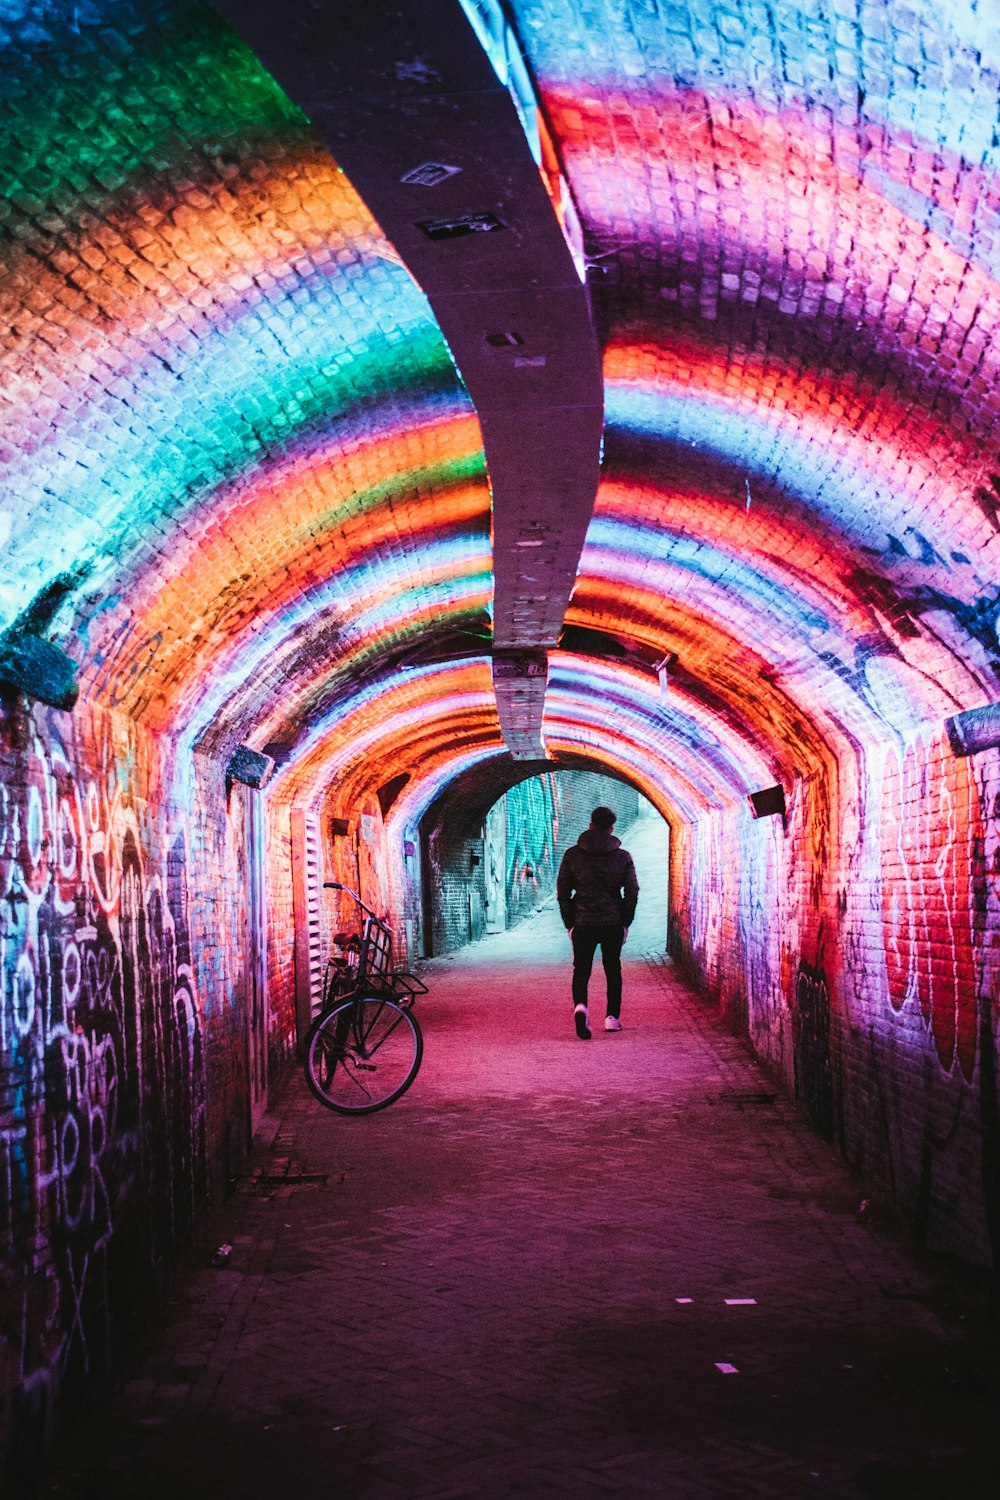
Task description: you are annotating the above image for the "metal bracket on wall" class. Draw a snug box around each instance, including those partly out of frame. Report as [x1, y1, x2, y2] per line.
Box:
[747, 785, 786, 820]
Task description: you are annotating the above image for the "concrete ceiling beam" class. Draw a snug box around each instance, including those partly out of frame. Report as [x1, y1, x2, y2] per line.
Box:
[214, 0, 603, 758]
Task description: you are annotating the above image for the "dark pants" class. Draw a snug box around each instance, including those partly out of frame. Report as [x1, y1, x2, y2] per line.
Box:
[571, 924, 624, 1017]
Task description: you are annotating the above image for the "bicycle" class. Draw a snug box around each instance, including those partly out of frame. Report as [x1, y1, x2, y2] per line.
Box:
[303, 881, 426, 1114]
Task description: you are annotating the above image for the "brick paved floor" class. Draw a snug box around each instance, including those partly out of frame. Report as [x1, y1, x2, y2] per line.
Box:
[44, 820, 998, 1498]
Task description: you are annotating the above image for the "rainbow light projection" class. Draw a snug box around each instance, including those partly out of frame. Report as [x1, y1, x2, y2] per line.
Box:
[277, 641, 783, 836]
[503, 0, 1000, 766]
[284, 0, 990, 877]
[1, 1, 493, 771]
[2, 5, 1000, 1414]
[269, 661, 505, 815]
[178, 533, 491, 752]
[511, 0, 1000, 279]
[568, 360, 993, 752]
[5, 0, 996, 831]
[388, 747, 513, 836]
[543, 654, 776, 821]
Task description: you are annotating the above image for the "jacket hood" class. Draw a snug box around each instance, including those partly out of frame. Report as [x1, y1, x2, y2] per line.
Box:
[577, 828, 621, 853]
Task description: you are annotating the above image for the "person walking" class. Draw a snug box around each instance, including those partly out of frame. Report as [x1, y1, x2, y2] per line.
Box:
[556, 806, 639, 1039]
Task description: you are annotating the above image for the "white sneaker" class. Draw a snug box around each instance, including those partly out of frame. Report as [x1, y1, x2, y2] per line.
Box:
[604, 1016, 622, 1032]
[574, 1005, 591, 1040]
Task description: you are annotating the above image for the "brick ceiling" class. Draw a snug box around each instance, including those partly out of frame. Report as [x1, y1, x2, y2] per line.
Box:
[2, 0, 998, 824]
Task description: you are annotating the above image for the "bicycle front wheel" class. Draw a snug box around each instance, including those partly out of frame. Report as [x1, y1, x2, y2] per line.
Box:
[304, 996, 423, 1114]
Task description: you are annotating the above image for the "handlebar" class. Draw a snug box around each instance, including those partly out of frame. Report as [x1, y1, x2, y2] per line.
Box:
[323, 880, 380, 922]
[324, 881, 393, 984]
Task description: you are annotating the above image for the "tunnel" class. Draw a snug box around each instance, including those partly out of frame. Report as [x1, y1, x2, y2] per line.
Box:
[1, 0, 999, 1487]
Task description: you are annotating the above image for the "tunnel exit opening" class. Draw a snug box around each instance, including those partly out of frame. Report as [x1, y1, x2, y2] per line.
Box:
[419, 767, 670, 958]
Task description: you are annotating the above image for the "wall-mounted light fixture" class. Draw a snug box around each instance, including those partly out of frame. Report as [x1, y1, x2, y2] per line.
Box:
[225, 744, 275, 789]
[0, 631, 78, 709]
[748, 785, 786, 820]
[945, 704, 1000, 757]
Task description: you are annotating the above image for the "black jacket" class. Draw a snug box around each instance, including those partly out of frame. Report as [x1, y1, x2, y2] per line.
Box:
[557, 829, 639, 929]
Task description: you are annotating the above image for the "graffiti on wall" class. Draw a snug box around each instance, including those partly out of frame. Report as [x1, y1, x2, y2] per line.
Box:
[505, 774, 557, 918]
[667, 737, 997, 1263]
[976, 770, 1000, 1017]
[674, 808, 728, 990]
[737, 814, 785, 1060]
[881, 733, 982, 1079]
[0, 706, 205, 1462]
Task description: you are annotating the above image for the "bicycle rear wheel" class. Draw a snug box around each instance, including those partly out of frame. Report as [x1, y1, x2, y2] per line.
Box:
[304, 995, 423, 1114]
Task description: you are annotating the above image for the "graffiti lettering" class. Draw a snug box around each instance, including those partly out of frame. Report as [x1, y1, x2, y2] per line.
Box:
[494, 774, 562, 928]
[1, 706, 205, 1451]
[881, 733, 981, 1078]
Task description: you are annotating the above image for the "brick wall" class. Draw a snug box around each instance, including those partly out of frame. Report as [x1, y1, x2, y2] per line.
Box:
[668, 734, 1000, 1269]
[424, 825, 489, 957]
[265, 801, 298, 1066]
[268, 789, 427, 1049]
[0, 697, 252, 1474]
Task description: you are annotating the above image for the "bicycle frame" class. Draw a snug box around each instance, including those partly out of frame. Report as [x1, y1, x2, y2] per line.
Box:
[306, 883, 427, 1113]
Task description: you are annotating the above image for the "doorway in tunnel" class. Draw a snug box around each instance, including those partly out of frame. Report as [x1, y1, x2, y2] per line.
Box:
[420, 768, 669, 957]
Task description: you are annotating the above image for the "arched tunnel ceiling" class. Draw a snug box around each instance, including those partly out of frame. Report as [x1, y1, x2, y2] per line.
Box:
[2, 0, 999, 827]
